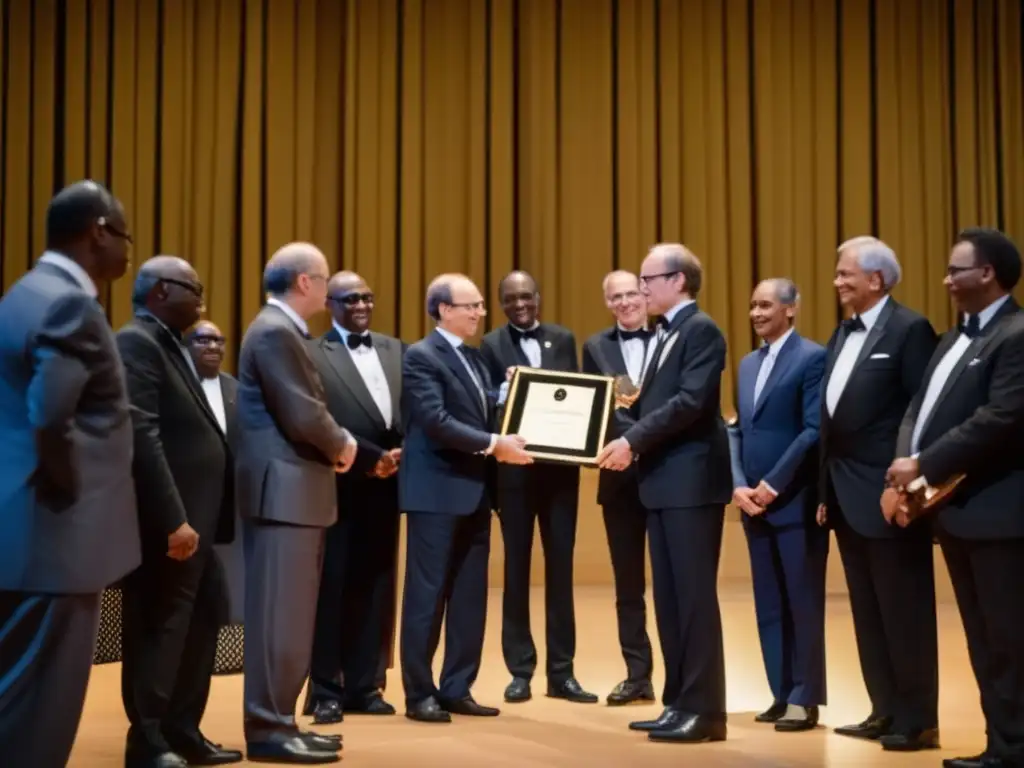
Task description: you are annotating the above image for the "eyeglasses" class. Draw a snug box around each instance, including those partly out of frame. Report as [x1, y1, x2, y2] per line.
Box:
[159, 277, 204, 298]
[329, 292, 375, 306]
[447, 301, 485, 311]
[190, 335, 226, 347]
[946, 264, 983, 277]
[98, 217, 133, 244]
[638, 271, 680, 285]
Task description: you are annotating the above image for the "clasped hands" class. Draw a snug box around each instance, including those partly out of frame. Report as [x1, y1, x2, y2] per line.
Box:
[880, 456, 921, 527]
[370, 448, 403, 478]
[732, 482, 778, 516]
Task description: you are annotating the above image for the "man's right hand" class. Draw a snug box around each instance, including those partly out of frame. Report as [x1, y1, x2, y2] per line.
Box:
[732, 487, 764, 516]
[492, 435, 533, 465]
[816, 504, 828, 526]
[335, 432, 357, 473]
[167, 521, 199, 561]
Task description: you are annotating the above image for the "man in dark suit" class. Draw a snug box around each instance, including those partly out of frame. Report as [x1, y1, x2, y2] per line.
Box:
[0, 180, 139, 768]
[598, 243, 732, 744]
[480, 270, 597, 705]
[186, 321, 243, 630]
[727, 278, 828, 732]
[304, 271, 404, 723]
[236, 243, 356, 764]
[820, 236, 939, 751]
[580, 270, 655, 705]
[885, 229, 1024, 768]
[399, 273, 533, 723]
[117, 257, 242, 768]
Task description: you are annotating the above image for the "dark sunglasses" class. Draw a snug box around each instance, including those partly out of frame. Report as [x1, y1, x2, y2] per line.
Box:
[329, 291, 375, 306]
[159, 277, 204, 298]
[190, 335, 226, 347]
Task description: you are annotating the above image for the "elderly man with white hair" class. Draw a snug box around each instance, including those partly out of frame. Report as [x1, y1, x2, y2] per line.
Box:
[818, 236, 939, 752]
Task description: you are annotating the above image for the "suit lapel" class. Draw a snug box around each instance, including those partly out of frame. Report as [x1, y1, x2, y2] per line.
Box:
[500, 325, 531, 367]
[431, 331, 487, 420]
[641, 303, 699, 394]
[850, 297, 896, 370]
[752, 333, 799, 421]
[538, 324, 554, 367]
[319, 329, 387, 429]
[372, 332, 403, 429]
[600, 329, 629, 376]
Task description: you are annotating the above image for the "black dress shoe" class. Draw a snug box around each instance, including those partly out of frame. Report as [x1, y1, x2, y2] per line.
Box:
[440, 696, 500, 716]
[606, 679, 656, 706]
[345, 692, 396, 715]
[629, 707, 683, 732]
[308, 700, 343, 725]
[880, 727, 940, 751]
[834, 714, 893, 740]
[943, 754, 1006, 768]
[774, 706, 819, 733]
[547, 677, 599, 703]
[504, 677, 532, 702]
[299, 733, 342, 752]
[246, 736, 340, 764]
[648, 714, 727, 743]
[126, 753, 189, 768]
[754, 701, 788, 723]
[405, 696, 453, 723]
[169, 737, 243, 765]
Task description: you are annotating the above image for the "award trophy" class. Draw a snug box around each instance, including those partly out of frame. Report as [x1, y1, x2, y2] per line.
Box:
[613, 375, 640, 409]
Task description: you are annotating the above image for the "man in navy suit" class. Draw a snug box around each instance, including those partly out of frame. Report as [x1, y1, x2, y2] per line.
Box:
[398, 273, 533, 723]
[728, 278, 828, 733]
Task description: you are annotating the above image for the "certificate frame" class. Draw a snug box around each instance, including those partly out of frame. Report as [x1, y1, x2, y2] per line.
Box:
[499, 367, 614, 466]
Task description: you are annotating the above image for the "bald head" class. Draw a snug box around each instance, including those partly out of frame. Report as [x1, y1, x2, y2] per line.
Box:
[45, 180, 118, 249]
[426, 272, 485, 340]
[131, 255, 197, 308]
[263, 242, 329, 297]
[326, 270, 375, 332]
[327, 270, 362, 295]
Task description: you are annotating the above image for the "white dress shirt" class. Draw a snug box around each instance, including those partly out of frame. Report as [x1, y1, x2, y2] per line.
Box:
[38, 251, 98, 297]
[435, 326, 497, 453]
[200, 377, 228, 433]
[618, 324, 656, 386]
[825, 295, 891, 416]
[510, 321, 542, 367]
[754, 327, 795, 406]
[910, 294, 1011, 454]
[266, 297, 310, 336]
[333, 322, 393, 428]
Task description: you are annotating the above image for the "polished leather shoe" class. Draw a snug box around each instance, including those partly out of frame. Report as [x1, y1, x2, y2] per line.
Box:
[246, 735, 339, 764]
[345, 692, 396, 715]
[169, 737, 243, 765]
[629, 706, 683, 732]
[754, 701, 788, 723]
[504, 677, 532, 702]
[308, 699, 343, 725]
[606, 679, 656, 706]
[834, 714, 893, 740]
[405, 696, 453, 723]
[648, 713, 727, 743]
[774, 706, 819, 733]
[943, 754, 1006, 768]
[126, 753, 189, 768]
[548, 677, 599, 703]
[880, 727, 940, 751]
[299, 732, 342, 752]
[440, 696, 500, 716]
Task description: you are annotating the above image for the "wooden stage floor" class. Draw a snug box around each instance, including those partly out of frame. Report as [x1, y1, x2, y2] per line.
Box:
[72, 583, 983, 767]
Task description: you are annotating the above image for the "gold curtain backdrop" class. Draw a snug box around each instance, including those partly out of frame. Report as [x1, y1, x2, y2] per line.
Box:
[0, 0, 1022, 415]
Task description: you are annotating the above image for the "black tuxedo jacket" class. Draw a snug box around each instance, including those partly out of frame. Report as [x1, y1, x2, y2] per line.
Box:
[308, 327, 405, 506]
[480, 322, 581, 494]
[820, 298, 937, 537]
[896, 299, 1024, 539]
[581, 326, 642, 505]
[116, 314, 235, 554]
[622, 304, 732, 510]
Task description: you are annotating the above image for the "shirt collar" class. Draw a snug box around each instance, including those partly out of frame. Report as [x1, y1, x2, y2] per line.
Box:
[967, 294, 1011, 331]
[38, 251, 98, 297]
[856, 294, 890, 332]
[662, 298, 696, 324]
[435, 325, 466, 349]
[762, 327, 795, 356]
[332, 320, 369, 343]
[267, 297, 309, 336]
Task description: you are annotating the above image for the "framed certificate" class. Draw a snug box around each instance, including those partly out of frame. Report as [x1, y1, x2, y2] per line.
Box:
[499, 367, 615, 466]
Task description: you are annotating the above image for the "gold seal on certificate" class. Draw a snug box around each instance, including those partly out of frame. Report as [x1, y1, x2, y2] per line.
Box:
[499, 367, 614, 466]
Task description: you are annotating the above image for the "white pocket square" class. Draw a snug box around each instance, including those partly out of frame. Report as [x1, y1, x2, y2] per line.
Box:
[968, 357, 982, 366]
[869, 353, 890, 359]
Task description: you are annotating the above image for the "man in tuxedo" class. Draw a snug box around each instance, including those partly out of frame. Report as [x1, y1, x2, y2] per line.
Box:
[580, 270, 655, 705]
[186, 321, 243, 629]
[727, 278, 828, 732]
[305, 271, 404, 723]
[235, 243, 356, 764]
[820, 236, 939, 751]
[480, 270, 597, 705]
[0, 180, 139, 767]
[598, 243, 732, 744]
[117, 257, 241, 767]
[885, 229, 1024, 768]
[399, 273, 532, 723]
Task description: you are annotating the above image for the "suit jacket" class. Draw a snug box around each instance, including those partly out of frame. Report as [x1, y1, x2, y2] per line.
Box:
[623, 303, 732, 510]
[117, 314, 234, 553]
[234, 304, 351, 528]
[728, 332, 826, 527]
[895, 299, 1024, 539]
[0, 260, 140, 593]
[213, 372, 245, 624]
[398, 329, 498, 515]
[308, 327, 405, 508]
[480, 322, 581, 496]
[581, 326, 642, 506]
[820, 298, 937, 537]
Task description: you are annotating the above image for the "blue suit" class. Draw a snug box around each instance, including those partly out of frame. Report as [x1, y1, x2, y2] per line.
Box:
[728, 331, 829, 708]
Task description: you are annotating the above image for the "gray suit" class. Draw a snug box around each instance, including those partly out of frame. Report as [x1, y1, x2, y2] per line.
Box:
[0, 257, 140, 768]
[235, 303, 352, 741]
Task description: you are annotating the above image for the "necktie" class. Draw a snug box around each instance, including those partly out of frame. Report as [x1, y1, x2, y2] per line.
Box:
[347, 333, 372, 350]
[619, 328, 649, 342]
[960, 314, 981, 339]
[510, 326, 539, 343]
[842, 315, 866, 333]
[753, 346, 774, 405]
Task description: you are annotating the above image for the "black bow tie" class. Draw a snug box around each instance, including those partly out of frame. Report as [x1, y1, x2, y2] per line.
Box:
[347, 333, 372, 350]
[842, 316, 866, 333]
[960, 314, 981, 339]
[619, 328, 649, 342]
[654, 315, 669, 330]
[510, 326, 539, 343]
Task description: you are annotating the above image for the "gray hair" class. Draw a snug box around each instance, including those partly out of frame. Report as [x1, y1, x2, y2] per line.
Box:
[131, 271, 162, 308]
[262, 243, 323, 297]
[766, 278, 800, 306]
[601, 269, 639, 294]
[648, 242, 703, 297]
[425, 277, 455, 321]
[837, 236, 902, 291]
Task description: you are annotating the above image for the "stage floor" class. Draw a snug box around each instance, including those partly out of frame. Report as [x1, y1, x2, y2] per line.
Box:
[71, 583, 983, 766]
